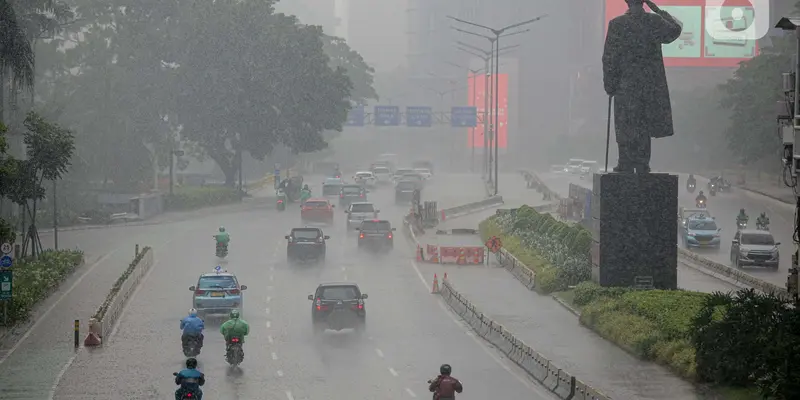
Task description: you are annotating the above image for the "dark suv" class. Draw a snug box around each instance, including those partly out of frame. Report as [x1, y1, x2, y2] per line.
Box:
[286, 228, 329, 263]
[339, 184, 367, 207]
[308, 282, 367, 334]
[395, 181, 417, 204]
[357, 220, 395, 251]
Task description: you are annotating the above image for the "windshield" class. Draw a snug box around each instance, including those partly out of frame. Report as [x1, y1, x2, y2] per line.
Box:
[397, 182, 415, 190]
[319, 286, 360, 300]
[324, 179, 342, 185]
[360, 221, 391, 231]
[350, 203, 375, 212]
[372, 167, 390, 173]
[342, 186, 362, 194]
[688, 220, 717, 230]
[198, 276, 237, 290]
[414, 169, 430, 174]
[581, 162, 597, 168]
[355, 173, 372, 178]
[292, 229, 320, 239]
[304, 201, 328, 208]
[741, 234, 775, 246]
[567, 160, 582, 166]
[395, 169, 414, 175]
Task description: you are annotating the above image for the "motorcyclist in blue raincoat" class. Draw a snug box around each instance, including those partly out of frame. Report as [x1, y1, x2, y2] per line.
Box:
[180, 308, 205, 349]
[175, 358, 205, 399]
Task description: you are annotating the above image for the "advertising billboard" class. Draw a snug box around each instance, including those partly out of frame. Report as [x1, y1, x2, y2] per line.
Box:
[467, 74, 508, 148]
[604, 0, 759, 67]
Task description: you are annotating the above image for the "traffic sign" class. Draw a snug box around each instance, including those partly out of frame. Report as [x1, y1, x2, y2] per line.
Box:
[0, 255, 11, 269]
[374, 106, 400, 126]
[0, 242, 10, 254]
[485, 236, 503, 253]
[406, 106, 433, 127]
[451, 106, 478, 127]
[345, 106, 365, 126]
[0, 270, 11, 300]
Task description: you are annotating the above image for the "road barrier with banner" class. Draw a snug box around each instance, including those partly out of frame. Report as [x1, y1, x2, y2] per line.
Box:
[439, 277, 610, 400]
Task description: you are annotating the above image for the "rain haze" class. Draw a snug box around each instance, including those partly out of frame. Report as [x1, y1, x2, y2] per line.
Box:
[0, 0, 798, 399]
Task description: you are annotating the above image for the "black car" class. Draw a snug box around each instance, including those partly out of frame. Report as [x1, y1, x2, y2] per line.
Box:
[286, 228, 329, 263]
[339, 184, 367, 207]
[395, 180, 417, 204]
[412, 160, 434, 174]
[357, 220, 395, 251]
[308, 282, 367, 334]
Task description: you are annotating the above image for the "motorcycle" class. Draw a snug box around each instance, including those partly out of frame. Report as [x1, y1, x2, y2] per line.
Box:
[173, 372, 201, 399]
[737, 221, 747, 231]
[696, 198, 706, 208]
[182, 334, 201, 357]
[757, 222, 769, 231]
[709, 183, 717, 196]
[686, 181, 696, 193]
[226, 337, 244, 366]
[215, 241, 228, 258]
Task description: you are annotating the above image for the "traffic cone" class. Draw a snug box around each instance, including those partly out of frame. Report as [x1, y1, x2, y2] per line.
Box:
[431, 274, 440, 294]
[84, 332, 101, 346]
[443, 272, 448, 281]
[440, 210, 446, 221]
[457, 249, 466, 265]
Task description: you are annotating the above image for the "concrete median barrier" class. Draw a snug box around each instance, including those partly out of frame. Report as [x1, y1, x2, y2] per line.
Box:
[438, 278, 610, 400]
[86, 246, 154, 346]
[440, 195, 504, 220]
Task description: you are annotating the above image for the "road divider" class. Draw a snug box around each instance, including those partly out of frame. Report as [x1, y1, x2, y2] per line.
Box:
[438, 276, 609, 400]
[528, 169, 790, 298]
[85, 245, 153, 346]
[439, 195, 504, 220]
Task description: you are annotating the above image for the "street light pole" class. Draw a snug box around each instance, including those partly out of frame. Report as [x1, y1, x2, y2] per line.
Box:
[442, 60, 487, 174]
[449, 15, 547, 195]
[52, 180, 57, 250]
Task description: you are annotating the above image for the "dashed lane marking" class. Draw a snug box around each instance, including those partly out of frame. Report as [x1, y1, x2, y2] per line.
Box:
[277, 370, 284, 377]
[271, 352, 278, 360]
[268, 335, 274, 344]
[388, 367, 399, 377]
[286, 390, 295, 400]
[405, 388, 417, 398]
[266, 321, 271, 328]
[375, 348, 384, 358]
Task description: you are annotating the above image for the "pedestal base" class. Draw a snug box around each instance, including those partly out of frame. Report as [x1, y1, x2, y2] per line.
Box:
[590, 173, 678, 289]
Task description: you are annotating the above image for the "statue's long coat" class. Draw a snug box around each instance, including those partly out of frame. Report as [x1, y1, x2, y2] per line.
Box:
[602, 7, 682, 143]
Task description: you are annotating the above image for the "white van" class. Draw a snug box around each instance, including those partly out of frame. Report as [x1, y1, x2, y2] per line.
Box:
[580, 160, 598, 174]
[564, 159, 584, 174]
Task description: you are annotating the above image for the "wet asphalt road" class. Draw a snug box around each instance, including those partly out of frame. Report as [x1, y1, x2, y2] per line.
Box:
[0, 173, 558, 400]
[538, 171, 794, 288]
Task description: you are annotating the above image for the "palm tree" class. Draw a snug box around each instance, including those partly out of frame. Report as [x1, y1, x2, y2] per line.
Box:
[0, 0, 35, 98]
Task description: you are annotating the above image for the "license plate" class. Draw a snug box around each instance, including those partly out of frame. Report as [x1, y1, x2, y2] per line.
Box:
[210, 292, 224, 297]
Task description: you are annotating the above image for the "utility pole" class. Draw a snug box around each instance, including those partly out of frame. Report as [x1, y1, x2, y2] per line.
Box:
[449, 15, 547, 195]
[52, 180, 58, 250]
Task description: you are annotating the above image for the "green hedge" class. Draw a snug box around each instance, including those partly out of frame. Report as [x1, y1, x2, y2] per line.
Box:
[164, 186, 239, 211]
[93, 247, 151, 320]
[573, 282, 798, 399]
[7, 250, 84, 324]
[479, 205, 591, 293]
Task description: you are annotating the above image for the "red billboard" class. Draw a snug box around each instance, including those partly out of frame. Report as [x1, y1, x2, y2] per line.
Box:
[604, 0, 758, 67]
[467, 73, 508, 148]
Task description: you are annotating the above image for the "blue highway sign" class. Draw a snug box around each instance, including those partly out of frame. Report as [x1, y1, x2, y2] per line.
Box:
[406, 106, 433, 127]
[345, 106, 365, 126]
[451, 106, 478, 127]
[0, 255, 11, 269]
[374, 106, 400, 126]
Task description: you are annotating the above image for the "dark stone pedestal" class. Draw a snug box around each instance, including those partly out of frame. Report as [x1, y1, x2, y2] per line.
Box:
[590, 173, 678, 289]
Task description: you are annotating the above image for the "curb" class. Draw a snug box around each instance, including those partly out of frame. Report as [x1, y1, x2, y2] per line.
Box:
[551, 295, 581, 317]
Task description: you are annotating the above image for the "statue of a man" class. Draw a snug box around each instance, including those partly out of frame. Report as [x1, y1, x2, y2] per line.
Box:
[602, 0, 682, 173]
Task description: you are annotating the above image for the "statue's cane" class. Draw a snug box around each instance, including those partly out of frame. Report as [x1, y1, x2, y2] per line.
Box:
[604, 95, 613, 172]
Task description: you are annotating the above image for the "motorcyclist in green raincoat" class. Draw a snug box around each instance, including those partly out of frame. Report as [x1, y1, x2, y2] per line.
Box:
[300, 184, 312, 204]
[214, 227, 230, 245]
[220, 309, 249, 344]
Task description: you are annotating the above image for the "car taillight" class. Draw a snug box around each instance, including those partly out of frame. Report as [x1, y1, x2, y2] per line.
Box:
[387, 233, 392, 239]
[360, 193, 364, 197]
[195, 290, 206, 296]
[353, 301, 364, 310]
[340, 193, 344, 198]
[359, 233, 364, 239]
[228, 289, 240, 295]
[315, 298, 329, 311]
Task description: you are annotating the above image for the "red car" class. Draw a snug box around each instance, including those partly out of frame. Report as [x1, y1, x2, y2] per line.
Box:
[301, 198, 335, 224]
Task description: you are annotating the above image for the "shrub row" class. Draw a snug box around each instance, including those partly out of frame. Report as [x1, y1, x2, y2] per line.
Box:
[479, 205, 592, 293]
[6, 250, 84, 324]
[573, 282, 800, 399]
[164, 186, 239, 211]
[93, 246, 151, 321]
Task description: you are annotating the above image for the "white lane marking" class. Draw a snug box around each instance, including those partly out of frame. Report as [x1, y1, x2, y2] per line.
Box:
[388, 367, 398, 377]
[408, 261, 554, 398]
[265, 308, 271, 315]
[267, 286, 274, 290]
[270, 266, 275, 271]
[268, 335, 274, 344]
[266, 320, 271, 328]
[266, 296, 272, 303]
[271, 352, 278, 360]
[0, 249, 119, 366]
[341, 266, 346, 271]
[48, 351, 77, 399]
[405, 388, 417, 398]
[375, 348, 384, 358]
[343, 274, 348, 280]
[269, 275, 274, 281]
[277, 370, 284, 377]
[286, 390, 295, 400]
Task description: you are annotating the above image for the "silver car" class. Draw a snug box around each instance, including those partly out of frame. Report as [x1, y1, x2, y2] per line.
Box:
[345, 202, 379, 229]
[730, 229, 780, 268]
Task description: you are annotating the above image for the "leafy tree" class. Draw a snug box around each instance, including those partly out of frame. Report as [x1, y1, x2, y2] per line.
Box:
[719, 2, 800, 164]
[3, 111, 74, 257]
[0, 0, 35, 95]
[322, 35, 378, 105]
[171, 0, 352, 186]
[0, 122, 16, 244]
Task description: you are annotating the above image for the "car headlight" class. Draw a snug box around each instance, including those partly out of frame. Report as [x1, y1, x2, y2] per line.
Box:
[740, 249, 749, 257]
[772, 249, 779, 257]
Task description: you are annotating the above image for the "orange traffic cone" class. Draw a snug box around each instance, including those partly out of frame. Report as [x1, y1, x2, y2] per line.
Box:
[431, 274, 440, 294]
[443, 272, 448, 281]
[457, 249, 466, 265]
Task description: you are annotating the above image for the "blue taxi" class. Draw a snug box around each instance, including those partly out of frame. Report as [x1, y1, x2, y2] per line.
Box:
[682, 215, 721, 249]
[189, 267, 247, 318]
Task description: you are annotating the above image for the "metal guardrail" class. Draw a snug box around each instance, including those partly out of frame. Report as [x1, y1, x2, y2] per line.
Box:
[439, 278, 610, 400]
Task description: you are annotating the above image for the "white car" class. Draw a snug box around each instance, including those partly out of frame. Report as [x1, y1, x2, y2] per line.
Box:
[345, 202, 379, 229]
[564, 158, 584, 174]
[371, 166, 393, 184]
[353, 171, 376, 187]
[414, 168, 432, 180]
[580, 160, 598, 174]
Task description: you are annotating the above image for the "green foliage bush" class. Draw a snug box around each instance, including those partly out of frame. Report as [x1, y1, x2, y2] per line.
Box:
[0, 218, 15, 244]
[480, 205, 591, 293]
[93, 246, 152, 320]
[7, 250, 84, 324]
[164, 186, 239, 210]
